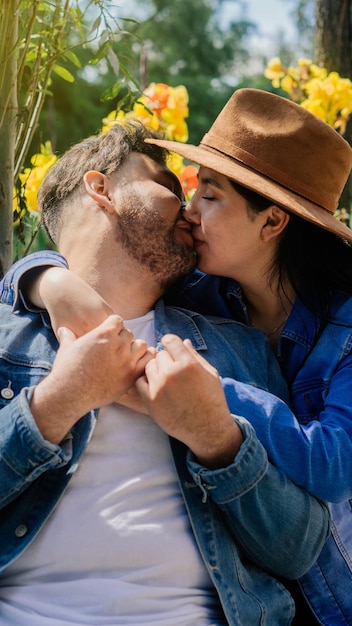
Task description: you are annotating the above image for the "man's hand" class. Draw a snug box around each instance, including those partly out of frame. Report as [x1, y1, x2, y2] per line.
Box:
[117, 385, 151, 415]
[30, 315, 154, 444]
[136, 334, 244, 469]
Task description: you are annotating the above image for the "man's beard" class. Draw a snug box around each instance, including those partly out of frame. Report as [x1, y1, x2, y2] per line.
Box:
[116, 191, 196, 290]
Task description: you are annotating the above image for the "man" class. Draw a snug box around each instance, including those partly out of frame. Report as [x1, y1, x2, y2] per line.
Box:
[0, 121, 328, 625]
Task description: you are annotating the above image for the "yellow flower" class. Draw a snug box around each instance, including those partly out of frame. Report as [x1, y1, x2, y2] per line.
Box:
[12, 191, 26, 223]
[166, 152, 186, 177]
[265, 57, 352, 135]
[300, 97, 327, 122]
[264, 57, 286, 81]
[101, 109, 126, 133]
[16, 142, 57, 213]
[308, 63, 327, 80]
[297, 57, 312, 68]
[132, 101, 161, 130]
[103, 83, 190, 142]
[281, 74, 296, 96]
[101, 83, 192, 192]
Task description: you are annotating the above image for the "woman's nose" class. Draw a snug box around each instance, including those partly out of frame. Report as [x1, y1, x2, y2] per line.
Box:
[183, 197, 200, 223]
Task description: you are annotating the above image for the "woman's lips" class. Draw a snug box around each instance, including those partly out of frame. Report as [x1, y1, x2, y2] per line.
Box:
[192, 237, 205, 249]
[175, 220, 194, 247]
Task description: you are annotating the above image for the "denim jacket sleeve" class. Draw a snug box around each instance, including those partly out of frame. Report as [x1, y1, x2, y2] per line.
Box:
[187, 415, 330, 580]
[222, 359, 352, 503]
[0, 387, 72, 508]
[0, 251, 67, 310]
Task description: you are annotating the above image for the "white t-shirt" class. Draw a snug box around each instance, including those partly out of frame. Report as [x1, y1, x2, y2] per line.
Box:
[0, 312, 226, 625]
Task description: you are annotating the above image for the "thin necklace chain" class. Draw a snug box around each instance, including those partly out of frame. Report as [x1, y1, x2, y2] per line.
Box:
[266, 315, 288, 337]
[250, 314, 288, 337]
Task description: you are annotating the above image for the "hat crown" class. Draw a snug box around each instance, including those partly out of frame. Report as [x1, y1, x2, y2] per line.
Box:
[201, 88, 352, 213]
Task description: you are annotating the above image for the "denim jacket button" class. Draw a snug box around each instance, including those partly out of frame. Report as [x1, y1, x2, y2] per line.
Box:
[15, 524, 28, 538]
[1, 383, 14, 400]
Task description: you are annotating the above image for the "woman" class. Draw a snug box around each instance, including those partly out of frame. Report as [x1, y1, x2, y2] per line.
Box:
[148, 88, 352, 625]
[2, 89, 352, 624]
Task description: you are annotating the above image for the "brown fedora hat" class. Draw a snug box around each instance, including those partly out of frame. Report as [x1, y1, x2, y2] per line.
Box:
[146, 88, 352, 242]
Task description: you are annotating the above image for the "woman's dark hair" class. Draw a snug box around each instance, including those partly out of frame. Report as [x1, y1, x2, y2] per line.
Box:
[231, 180, 352, 311]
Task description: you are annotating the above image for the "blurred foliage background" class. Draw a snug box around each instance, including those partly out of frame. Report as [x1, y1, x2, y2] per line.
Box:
[1, 0, 351, 271]
[32, 0, 316, 154]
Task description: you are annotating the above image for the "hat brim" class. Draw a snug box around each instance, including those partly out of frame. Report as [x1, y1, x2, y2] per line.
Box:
[146, 138, 352, 243]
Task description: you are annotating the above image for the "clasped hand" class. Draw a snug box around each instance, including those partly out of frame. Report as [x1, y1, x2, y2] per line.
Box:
[52, 325, 242, 467]
[122, 334, 243, 468]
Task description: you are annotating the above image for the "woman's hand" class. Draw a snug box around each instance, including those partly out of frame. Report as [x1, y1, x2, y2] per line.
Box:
[136, 334, 244, 468]
[25, 267, 113, 338]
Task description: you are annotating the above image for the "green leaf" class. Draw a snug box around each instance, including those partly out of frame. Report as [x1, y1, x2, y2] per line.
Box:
[52, 63, 75, 83]
[89, 16, 101, 35]
[89, 40, 111, 66]
[107, 47, 120, 77]
[119, 62, 140, 89]
[62, 49, 81, 69]
[100, 82, 122, 102]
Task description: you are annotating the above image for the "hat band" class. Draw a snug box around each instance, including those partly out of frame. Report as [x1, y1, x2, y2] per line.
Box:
[201, 133, 336, 214]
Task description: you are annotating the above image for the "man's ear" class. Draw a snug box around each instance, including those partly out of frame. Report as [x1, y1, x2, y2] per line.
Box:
[260, 205, 290, 242]
[83, 171, 115, 213]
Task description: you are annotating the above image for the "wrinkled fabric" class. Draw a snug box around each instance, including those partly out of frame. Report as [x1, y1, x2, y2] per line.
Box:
[0, 260, 330, 624]
[168, 270, 352, 625]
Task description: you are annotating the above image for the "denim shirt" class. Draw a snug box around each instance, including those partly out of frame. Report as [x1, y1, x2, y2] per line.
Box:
[166, 270, 352, 626]
[0, 260, 330, 625]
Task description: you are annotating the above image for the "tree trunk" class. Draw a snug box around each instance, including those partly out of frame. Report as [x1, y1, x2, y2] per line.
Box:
[315, 0, 352, 75]
[0, 1, 18, 274]
[315, 0, 352, 212]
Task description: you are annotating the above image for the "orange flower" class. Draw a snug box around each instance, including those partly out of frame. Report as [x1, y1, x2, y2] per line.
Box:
[179, 164, 199, 199]
[102, 82, 192, 182]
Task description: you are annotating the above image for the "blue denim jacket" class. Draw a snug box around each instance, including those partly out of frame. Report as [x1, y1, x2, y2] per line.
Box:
[166, 270, 352, 626]
[0, 257, 329, 625]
